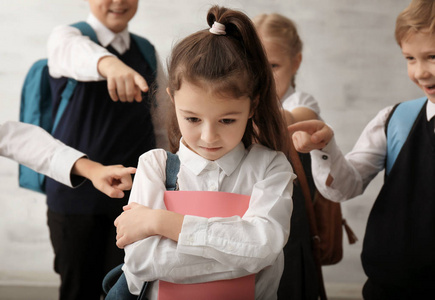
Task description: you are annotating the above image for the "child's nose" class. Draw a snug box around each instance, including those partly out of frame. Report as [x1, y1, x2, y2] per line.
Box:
[201, 124, 219, 143]
[415, 62, 430, 79]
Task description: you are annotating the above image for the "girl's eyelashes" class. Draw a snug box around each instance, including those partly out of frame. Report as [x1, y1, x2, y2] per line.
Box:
[428, 55, 435, 60]
[220, 119, 236, 124]
[184, 117, 236, 125]
[185, 117, 200, 123]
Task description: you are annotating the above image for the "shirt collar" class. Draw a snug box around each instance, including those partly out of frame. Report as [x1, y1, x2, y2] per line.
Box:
[426, 99, 435, 121]
[177, 139, 246, 176]
[86, 13, 130, 50]
[280, 85, 295, 104]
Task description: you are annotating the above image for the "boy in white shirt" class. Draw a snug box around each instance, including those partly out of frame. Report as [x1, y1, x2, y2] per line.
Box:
[45, 0, 167, 298]
[289, 0, 435, 298]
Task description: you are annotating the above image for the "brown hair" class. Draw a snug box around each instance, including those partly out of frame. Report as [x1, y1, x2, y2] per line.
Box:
[166, 6, 289, 155]
[395, 0, 435, 45]
[253, 13, 303, 88]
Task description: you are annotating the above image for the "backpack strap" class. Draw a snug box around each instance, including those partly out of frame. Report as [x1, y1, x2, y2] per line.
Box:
[385, 97, 427, 175]
[69, 23, 156, 73]
[287, 141, 327, 300]
[165, 151, 180, 191]
[135, 152, 179, 299]
[52, 22, 100, 133]
[70, 21, 99, 43]
[130, 33, 157, 75]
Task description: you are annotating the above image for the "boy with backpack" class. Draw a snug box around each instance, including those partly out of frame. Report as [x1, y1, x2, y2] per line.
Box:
[42, 0, 167, 299]
[289, 0, 435, 298]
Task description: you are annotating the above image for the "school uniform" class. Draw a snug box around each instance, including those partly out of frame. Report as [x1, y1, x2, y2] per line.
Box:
[280, 86, 321, 116]
[278, 85, 321, 299]
[123, 141, 295, 300]
[0, 121, 85, 187]
[310, 99, 435, 299]
[45, 13, 166, 300]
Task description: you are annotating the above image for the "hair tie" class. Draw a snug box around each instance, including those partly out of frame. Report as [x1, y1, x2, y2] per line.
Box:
[209, 21, 226, 35]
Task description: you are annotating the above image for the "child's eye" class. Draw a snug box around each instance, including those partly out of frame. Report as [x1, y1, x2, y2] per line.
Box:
[220, 119, 235, 125]
[429, 55, 435, 60]
[186, 117, 200, 123]
[405, 56, 415, 61]
[271, 63, 279, 69]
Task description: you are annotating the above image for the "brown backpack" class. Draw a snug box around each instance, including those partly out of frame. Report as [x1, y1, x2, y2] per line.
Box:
[288, 141, 358, 299]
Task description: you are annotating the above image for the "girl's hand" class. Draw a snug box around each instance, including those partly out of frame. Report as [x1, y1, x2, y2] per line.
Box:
[114, 202, 185, 249]
[288, 120, 333, 153]
[114, 202, 157, 249]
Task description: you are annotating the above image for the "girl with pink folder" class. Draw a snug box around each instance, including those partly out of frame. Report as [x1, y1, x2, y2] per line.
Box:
[113, 5, 295, 299]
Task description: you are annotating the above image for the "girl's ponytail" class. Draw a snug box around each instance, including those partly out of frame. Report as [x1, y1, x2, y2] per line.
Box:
[167, 6, 289, 154]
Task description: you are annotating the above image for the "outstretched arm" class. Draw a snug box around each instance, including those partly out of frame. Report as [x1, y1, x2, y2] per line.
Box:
[47, 25, 148, 102]
[72, 159, 136, 198]
[0, 121, 135, 198]
[289, 107, 392, 201]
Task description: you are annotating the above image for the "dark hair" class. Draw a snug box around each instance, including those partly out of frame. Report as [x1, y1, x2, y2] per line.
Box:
[166, 5, 289, 155]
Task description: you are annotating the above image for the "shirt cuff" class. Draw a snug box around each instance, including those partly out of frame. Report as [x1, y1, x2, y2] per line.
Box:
[50, 146, 87, 187]
[310, 137, 349, 201]
[311, 138, 336, 178]
[177, 215, 208, 256]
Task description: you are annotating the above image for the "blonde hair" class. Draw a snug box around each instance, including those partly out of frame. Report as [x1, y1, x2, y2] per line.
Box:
[166, 6, 289, 155]
[395, 0, 435, 45]
[253, 13, 303, 88]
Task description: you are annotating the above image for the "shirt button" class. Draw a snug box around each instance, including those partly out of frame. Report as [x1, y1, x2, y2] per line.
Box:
[322, 155, 328, 160]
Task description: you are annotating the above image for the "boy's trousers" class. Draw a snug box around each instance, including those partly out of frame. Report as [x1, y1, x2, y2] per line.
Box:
[47, 209, 124, 300]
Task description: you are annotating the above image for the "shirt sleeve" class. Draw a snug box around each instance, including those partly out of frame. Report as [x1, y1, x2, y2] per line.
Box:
[310, 106, 393, 201]
[282, 91, 321, 116]
[0, 121, 86, 187]
[47, 24, 115, 81]
[123, 149, 293, 292]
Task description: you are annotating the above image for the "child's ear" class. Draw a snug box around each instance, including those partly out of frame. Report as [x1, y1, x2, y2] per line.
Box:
[250, 96, 260, 118]
[291, 52, 302, 75]
[166, 87, 175, 103]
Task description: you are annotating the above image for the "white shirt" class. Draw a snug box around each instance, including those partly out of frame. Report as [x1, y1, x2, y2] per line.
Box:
[311, 99, 435, 202]
[123, 141, 295, 300]
[46, 13, 169, 149]
[47, 13, 129, 81]
[280, 86, 321, 116]
[0, 121, 85, 187]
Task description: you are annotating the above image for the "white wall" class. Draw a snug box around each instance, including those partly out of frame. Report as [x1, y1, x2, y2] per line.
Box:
[0, 0, 421, 296]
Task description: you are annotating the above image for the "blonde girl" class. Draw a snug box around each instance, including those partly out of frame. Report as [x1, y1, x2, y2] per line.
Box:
[253, 13, 321, 125]
[254, 13, 325, 300]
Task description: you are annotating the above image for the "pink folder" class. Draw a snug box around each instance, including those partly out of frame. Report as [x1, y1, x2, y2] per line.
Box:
[158, 191, 255, 300]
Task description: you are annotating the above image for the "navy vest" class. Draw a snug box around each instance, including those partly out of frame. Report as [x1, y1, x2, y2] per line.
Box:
[46, 38, 156, 214]
[361, 102, 435, 288]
